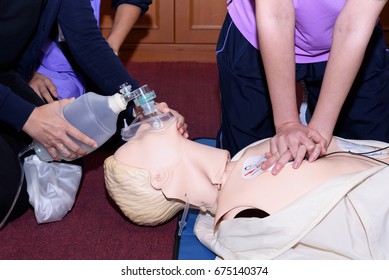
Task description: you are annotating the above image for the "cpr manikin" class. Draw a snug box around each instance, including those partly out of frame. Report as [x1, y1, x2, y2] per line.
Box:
[104, 116, 389, 260]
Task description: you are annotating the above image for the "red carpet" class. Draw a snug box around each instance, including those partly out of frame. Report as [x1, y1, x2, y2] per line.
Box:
[126, 61, 221, 140]
[0, 62, 221, 259]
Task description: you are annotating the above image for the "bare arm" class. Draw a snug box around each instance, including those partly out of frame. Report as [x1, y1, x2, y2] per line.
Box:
[256, 0, 326, 174]
[309, 0, 387, 141]
[259, 0, 387, 175]
[256, 0, 297, 131]
[106, 4, 142, 54]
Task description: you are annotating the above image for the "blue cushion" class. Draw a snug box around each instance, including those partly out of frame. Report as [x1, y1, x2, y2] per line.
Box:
[176, 209, 216, 260]
[175, 138, 217, 260]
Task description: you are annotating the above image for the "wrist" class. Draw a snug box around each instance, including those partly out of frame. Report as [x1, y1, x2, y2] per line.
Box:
[274, 118, 301, 131]
[273, 109, 300, 129]
[106, 39, 119, 56]
[308, 119, 334, 143]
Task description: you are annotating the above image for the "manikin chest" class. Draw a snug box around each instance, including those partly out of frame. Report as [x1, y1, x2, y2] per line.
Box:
[214, 149, 375, 225]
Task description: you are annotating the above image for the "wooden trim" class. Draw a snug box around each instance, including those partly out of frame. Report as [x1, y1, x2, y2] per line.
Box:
[117, 43, 217, 63]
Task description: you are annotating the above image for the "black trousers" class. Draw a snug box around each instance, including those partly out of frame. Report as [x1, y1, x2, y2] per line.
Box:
[0, 136, 30, 225]
[0, 72, 44, 226]
[217, 13, 389, 157]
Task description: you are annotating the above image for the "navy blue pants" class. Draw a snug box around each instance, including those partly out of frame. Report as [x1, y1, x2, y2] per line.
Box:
[217, 13, 389, 157]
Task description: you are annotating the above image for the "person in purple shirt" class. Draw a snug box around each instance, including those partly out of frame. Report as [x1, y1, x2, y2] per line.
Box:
[217, 0, 389, 175]
[31, 0, 152, 100]
[0, 0, 187, 228]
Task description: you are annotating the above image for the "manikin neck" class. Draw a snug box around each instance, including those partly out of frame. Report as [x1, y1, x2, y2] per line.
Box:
[161, 137, 230, 214]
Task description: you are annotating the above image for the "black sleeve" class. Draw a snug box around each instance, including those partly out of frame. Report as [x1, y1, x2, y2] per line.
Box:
[57, 0, 139, 95]
[112, 0, 152, 15]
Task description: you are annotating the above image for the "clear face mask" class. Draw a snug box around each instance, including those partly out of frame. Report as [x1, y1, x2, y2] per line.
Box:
[120, 84, 176, 141]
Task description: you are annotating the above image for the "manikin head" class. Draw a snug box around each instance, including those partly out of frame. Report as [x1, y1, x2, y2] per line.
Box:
[104, 115, 230, 226]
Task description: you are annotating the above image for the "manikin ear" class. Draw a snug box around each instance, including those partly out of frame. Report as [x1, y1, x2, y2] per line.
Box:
[150, 170, 171, 190]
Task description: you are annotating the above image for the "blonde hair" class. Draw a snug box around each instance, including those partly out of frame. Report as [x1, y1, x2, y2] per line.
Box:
[104, 156, 184, 226]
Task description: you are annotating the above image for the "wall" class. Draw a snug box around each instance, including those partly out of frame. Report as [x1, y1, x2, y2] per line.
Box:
[100, 2, 389, 62]
[100, 0, 226, 62]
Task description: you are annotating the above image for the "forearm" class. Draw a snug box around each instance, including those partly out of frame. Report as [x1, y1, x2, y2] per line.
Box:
[309, 0, 386, 140]
[255, 0, 299, 128]
[106, 4, 142, 54]
[58, 1, 139, 94]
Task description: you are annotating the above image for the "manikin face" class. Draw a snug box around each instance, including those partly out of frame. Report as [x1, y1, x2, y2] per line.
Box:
[113, 115, 230, 212]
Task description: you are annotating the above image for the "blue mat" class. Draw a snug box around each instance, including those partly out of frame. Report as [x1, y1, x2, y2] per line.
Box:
[174, 138, 216, 260]
[176, 209, 216, 260]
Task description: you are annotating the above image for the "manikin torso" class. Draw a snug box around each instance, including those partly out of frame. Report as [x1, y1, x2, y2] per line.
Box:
[215, 138, 389, 226]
